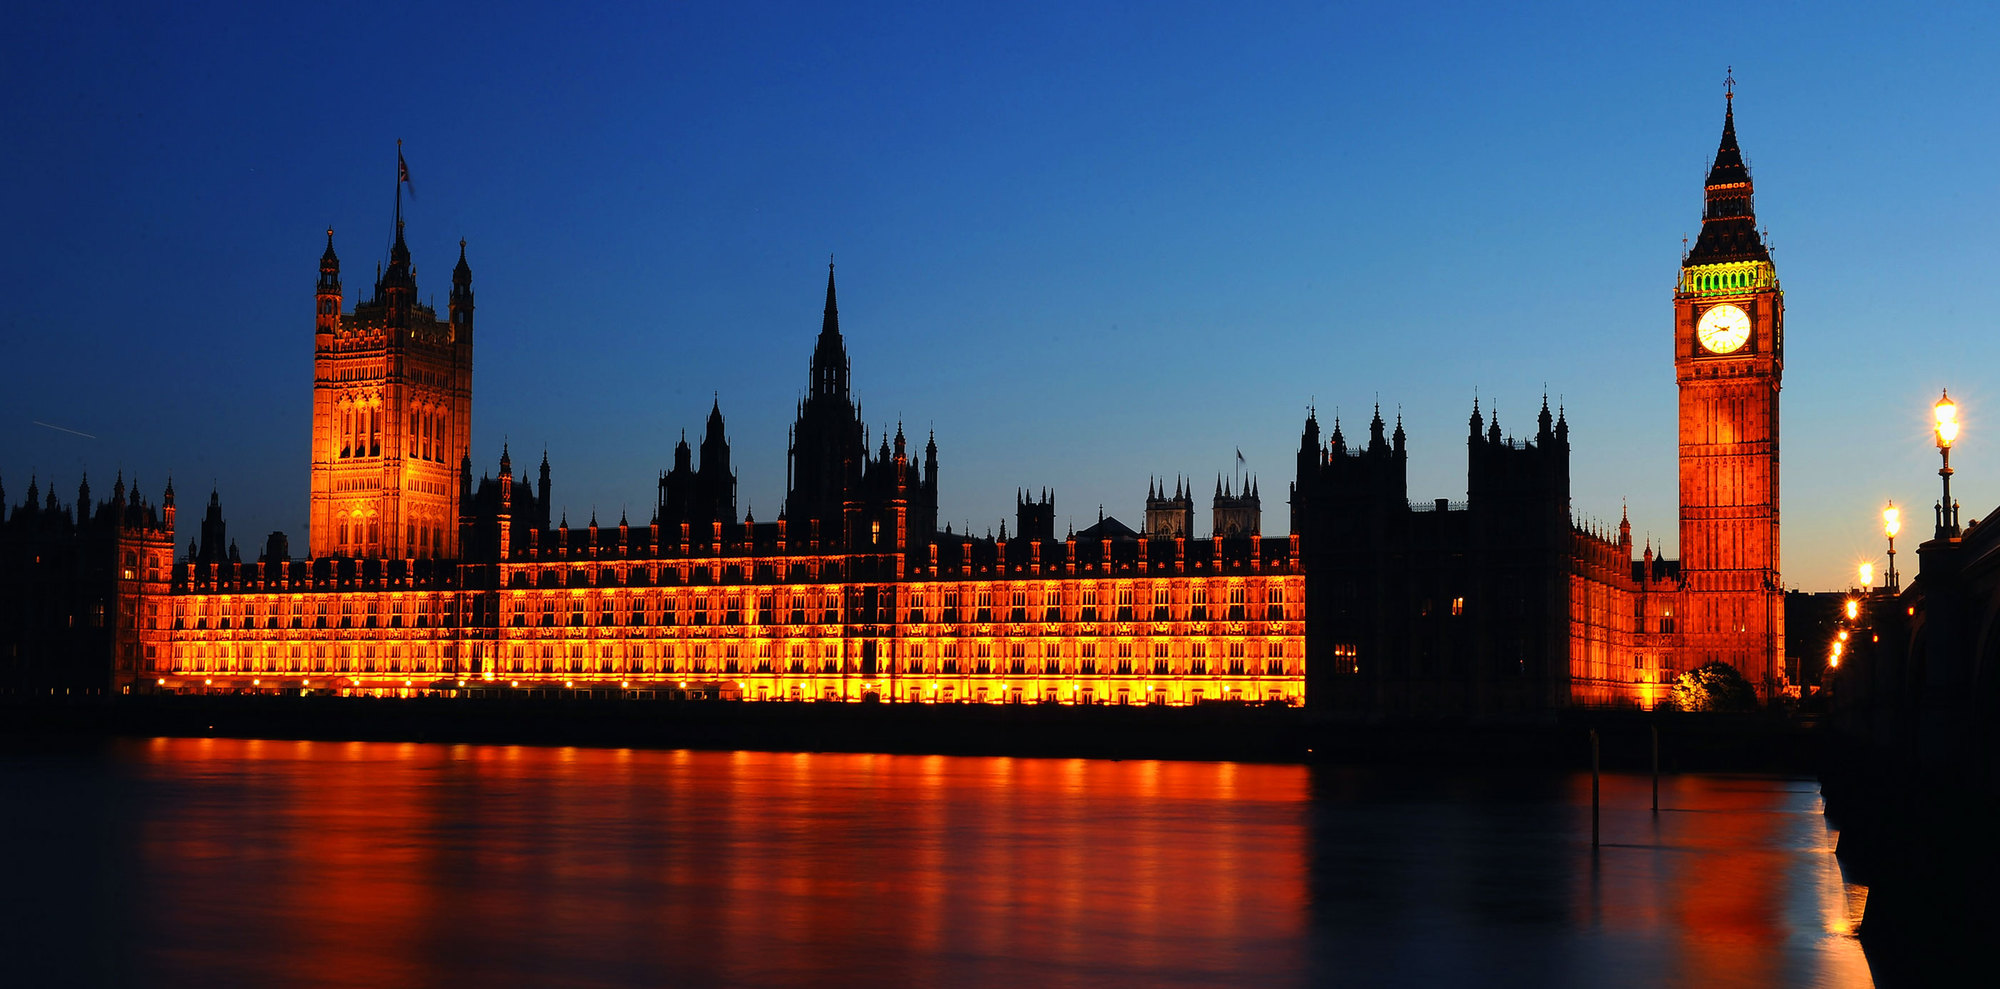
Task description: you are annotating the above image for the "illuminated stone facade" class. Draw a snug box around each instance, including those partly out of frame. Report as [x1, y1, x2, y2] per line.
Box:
[38, 98, 1782, 712]
[158, 526, 1304, 705]
[142, 259, 1304, 704]
[307, 222, 474, 562]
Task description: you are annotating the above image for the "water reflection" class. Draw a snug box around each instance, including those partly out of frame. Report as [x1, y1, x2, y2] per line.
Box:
[0, 740, 1868, 987]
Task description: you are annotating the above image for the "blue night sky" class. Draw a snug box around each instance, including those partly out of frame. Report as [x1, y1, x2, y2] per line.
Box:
[5, 2, 1998, 591]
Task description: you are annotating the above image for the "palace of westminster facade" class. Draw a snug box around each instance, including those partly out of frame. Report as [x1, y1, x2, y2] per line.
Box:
[1, 96, 1787, 712]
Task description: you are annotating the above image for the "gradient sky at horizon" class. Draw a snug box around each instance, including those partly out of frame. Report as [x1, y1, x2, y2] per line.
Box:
[5, 2, 1999, 591]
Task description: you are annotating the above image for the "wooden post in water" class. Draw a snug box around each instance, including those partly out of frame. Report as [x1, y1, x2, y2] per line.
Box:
[1590, 728, 1601, 847]
[1651, 723, 1660, 814]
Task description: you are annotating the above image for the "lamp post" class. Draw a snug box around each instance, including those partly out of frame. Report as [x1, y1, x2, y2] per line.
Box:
[1883, 502, 1900, 591]
[1859, 562, 1874, 592]
[1934, 391, 1960, 539]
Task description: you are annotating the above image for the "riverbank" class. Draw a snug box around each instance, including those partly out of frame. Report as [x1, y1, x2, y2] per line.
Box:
[1821, 739, 2000, 987]
[2, 695, 1822, 772]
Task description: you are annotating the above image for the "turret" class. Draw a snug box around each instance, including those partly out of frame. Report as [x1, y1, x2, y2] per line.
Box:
[317, 229, 342, 336]
[697, 401, 738, 523]
[379, 220, 416, 318]
[449, 238, 474, 340]
[197, 487, 228, 565]
[497, 445, 514, 561]
[538, 449, 552, 528]
[1297, 407, 1321, 478]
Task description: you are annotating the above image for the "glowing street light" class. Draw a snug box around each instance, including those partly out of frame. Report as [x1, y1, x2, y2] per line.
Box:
[1883, 502, 1901, 591]
[1858, 562, 1874, 590]
[1935, 390, 1961, 538]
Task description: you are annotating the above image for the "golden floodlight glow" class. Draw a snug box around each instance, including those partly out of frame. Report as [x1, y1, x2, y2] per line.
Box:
[1858, 563, 1873, 587]
[1935, 390, 1959, 448]
[1883, 502, 1900, 538]
[1844, 600, 1859, 621]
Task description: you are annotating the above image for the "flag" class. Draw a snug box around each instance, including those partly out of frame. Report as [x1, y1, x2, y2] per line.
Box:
[398, 147, 414, 199]
[1236, 447, 1245, 465]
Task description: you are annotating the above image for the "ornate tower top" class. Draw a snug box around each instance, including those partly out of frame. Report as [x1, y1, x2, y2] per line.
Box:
[1686, 76, 1769, 265]
[319, 229, 340, 285]
[811, 261, 850, 402]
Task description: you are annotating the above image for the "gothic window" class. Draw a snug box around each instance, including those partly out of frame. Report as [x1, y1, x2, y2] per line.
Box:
[1333, 643, 1360, 674]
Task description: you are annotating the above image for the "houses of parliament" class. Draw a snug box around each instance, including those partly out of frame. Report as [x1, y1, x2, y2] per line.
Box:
[1, 95, 1787, 713]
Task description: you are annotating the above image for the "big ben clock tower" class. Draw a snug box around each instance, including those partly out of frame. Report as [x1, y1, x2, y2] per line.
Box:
[1674, 79, 1785, 698]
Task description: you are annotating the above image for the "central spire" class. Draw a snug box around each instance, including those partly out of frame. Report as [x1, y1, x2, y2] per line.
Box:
[810, 260, 850, 402]
[821, 259, 840, 340]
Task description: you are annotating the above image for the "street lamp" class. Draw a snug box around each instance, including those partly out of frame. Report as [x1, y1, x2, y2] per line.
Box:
[1883, 502, 1900, 591]
[1935, 390, 1960, 538]
[1859, 562, 1874, 591]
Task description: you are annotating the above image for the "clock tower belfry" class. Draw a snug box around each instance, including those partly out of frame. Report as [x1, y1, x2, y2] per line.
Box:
[1673, 83, 1785, 698]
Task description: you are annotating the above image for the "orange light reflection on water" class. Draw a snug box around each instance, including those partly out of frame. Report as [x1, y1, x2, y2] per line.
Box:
[14, 740, 1877, 988]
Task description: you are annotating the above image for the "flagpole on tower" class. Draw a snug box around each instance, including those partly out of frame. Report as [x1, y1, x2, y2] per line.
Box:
[395, 139, 403, 233]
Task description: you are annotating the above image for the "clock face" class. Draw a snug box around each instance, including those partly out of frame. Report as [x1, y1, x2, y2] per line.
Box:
[1696, 304, 1751, 354]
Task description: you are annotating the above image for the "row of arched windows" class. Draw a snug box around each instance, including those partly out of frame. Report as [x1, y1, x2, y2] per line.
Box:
[334, 508, 452, 558]
[410, 403, 453, 463]
[336, 510, 380, 552]
[337, 396, 381, 459]
[1691, 269, 1760, 292]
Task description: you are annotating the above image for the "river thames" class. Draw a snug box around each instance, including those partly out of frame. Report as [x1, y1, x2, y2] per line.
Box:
[3, 739, 1871, 987]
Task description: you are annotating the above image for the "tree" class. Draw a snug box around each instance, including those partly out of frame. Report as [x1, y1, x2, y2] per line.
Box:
[1669, 662, 1760, 713]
